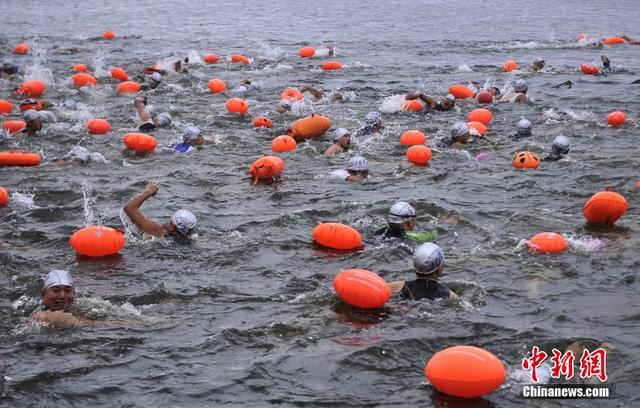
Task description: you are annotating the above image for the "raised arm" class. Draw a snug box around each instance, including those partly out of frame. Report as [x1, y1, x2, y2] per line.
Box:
[123, 182, 167, 237]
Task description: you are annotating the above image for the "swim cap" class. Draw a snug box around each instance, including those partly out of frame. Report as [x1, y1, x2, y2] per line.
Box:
[450, 121, 469, 139]
[0, 129, 10, 144]
[333, 127, 350, 141]
[20, 98, 38, 107]
[445, 94, 456, 101]
[43, 270, 74, 289]
[413, 243, 444, 275]
[23, 109, 40, 122]
[516, 118, 533, 136]
[182, 125, 201, 143]
[513, 79, 528, 92]
[149, 72, 162, 83]
[388, 201, 416, 224]
[69, 146, 91, 162]
[552, 135, 571, 155]
[278, 99, 292, 108]
[236, 85, 248, 93]
[62, 99, 77, 110]
[171, 209, 197, 237]
[156, 112, 172, 127]
[477, 91, 493, 104]
[347, 155, 368, 171]
[534, 57, 544, 64]
[365, 111, 381, 125]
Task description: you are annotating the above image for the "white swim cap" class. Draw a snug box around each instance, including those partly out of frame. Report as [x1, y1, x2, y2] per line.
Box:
[23, 109, 40, 122]
[445, 93, 456, 101]
[171, 209, 197, 237]
[516, 118, 533, 136]
[552, 135, 571, 155]
[278, 99, 292, 108]
[413, 243, 444, 275]
[62, 99, 77, 110]
[44, 270, 74, 289]
[156, 112, 172, 127]
[513, 79, 528, 92]
[70, 146, 91, 162]
[450, 121, 469, 138]
[182, 125, 201, 143]
[347, 155, 369, 171]
[534, 57, 544, 64]
[150, 72, 162, 82]
[365, 111, 381, 125]
[333, 128, 350, 141]
[388, 201, 416, 224]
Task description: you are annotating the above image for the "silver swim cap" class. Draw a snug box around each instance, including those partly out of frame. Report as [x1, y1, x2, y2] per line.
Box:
[552, 135, 571, 155]
[365, 111, 381, 125]
[347, 155, 368, 171]
[171, 209, 197, 237]
[156, 112, 172, 127]
[23, 109, 40, 122]
[445, 93, 456, 101]
[534, 57, 544, 64]
[333, 127, 350, 141]
[69, 146, 91, 162]
[450, 121, 469, 138]
[150, 72, 162, 82]
[513, 79, 528, 92]
[388, 201, 416, 224]
[44, 270, 74, 289]
[413, 243, 444, 275]
[182, 125, 201, 143]
[516, 118, 533, 136]
[278, 99, 292, 108]
[62, 99, 78, 110]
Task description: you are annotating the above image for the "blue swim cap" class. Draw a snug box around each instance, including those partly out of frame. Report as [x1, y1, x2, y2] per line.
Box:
[365, 111, 381, 125]
[347, 155, 368, 171]
[413, 243, 444, 275]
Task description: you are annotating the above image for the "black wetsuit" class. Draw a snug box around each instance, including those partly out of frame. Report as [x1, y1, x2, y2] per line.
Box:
[374, 226, 407, 240]
[542, 153, 564, 162]
[436, 137, 456, 148]
[399, 279, 450, 301]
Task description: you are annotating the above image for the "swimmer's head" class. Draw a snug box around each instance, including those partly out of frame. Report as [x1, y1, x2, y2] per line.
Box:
[413, 243, 444, 276]
[450, 121, 470, 142]
[388, 201, 417, 230]
[440, 94, 456, 110]
[552, 135, 571, 155]
[365, 111, 382, 126]
[69, 146, 91, 163]
[533, 57, 545, 68]
[347, 155, 369, 178]
[155, 112, 172, 127]
[513, 79, 528, 93]
[41, 270, 76, 311]
[333, 128, 351, 148]
[23, 109, 42, 131]
[149, 72, 162, 83]
[20, 98, 40, 112]
[182, 125, 203, 145]
[169, 209, 197, 240]
[516, 118, 533, 137]
[487, 87, 501, 96]
[276, 99, 292, 114]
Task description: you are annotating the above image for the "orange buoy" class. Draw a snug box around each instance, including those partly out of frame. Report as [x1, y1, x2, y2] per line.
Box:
[249, 156, 285, 185]
[72, 73, 97, 87]
[253, 116, 273, 129]
[313, 223, 362, 251]
[280, 87, 303, 101]
[271, 135, 297, 152]
[467, 121, 488, 135]
[103, 30, 115, 40]
[406, 145, 432, 165]
[603, 36, 624, 45]
[333, 269, 391, 309]
[468, 108, 492, 125]
[2, 120, 26, 134]
[400, 130, 426, 146]
[116, 81, 140, 94]
[14, 43, 28, 54]
[426, 345, 506, 399]
[503, 60, 518, 72]
[289, 115, 332, 140]
[69, 226, 125, 257]
[0, 186, 8, 206]
[144, 64, 158, 75]
[208, 78, 226, 94]
[322, 61, 342, 71]
[204, 54, 219, 64]
[528, 232, 568, 254]
[226, 98, 249, 115]
[0, 151, 41, 166]
[583, 191, 628, 225]
[607, 111, 626, 127]
[299, 47, 316, 58]
[448, 84, 474, 100]
[110, 67, 128, 82]
[402, 99, 424, 112]
[0, 100, 13, 114]
[123, 133, 157, 153]
[231, 54, 249, 64]
[580, 64, 599, 75]
[72, 64, 87, 73]
[477, 91, 493, 104]
[19, 99, 42, 112]
[512, 151, 540, 170]
[16, 80, 46, 97]
[87, 118, 111, 134]
[576, 33, 586, 41]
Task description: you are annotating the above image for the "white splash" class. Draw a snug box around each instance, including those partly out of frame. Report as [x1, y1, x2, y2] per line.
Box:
[457, 64, 473, 72]
[81, 180, 95, 225]
[10, 192, 38, 209]
[379, 94, 407, 113]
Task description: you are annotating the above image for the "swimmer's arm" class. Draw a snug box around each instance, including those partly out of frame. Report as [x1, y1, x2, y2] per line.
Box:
[299, 85, 324, 99]
[448, 290, 459, 299]
[122, 182, 167, 237]
[145, 67, 168, 75]
[405, 92, 422, 100]
[515, 94, 528, 103]
[388, 281, 405, 296]
[203, 137, 216, 145]
[417, 94, 437, 108]
[32, 310, 83, 328]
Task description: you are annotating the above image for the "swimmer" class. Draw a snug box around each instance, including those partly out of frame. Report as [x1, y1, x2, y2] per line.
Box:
[140, 71, 163, 90]
[354, 111, 383, 137]
[31, 270, 82, 327]
[23, 109, 43, 135]
[498, 79, 528, 103]
[438, 122, 474, 149]
[388, 243, 458, 300]
[542, 135, 570, 161]
[173, 125, 214, 154]
[174, 57, 189, 74]
[0, 61, 19, 79]
[133, 96, 172, 131]
[123, 181, 197, 242]
[274, 99, 292, 114]
[405, 92, 456, 112]
[512, 118, 533, 139]
[374, 202, 438, 244]
[329, 155, 369, 181]
[620, 35, 640, 45]
[324, 128, 351, 156]
[530, 57, 545, 72]
[600, 55, 611, 73]
[234, 79, 260, 94]
[19, 98, 54, 112]
[53, 146, 92, 164]
[298, 85, 343, 102]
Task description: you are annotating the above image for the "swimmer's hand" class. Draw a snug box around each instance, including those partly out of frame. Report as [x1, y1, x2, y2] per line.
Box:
[144, 181, 159, 196]
[407, 229, 438, 244]
[33, 310, 82, 328]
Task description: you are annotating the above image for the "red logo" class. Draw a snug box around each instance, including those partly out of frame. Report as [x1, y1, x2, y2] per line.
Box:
[522, 347, 607, 383]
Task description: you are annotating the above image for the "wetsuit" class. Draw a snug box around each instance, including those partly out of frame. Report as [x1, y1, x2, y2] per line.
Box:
[399, 279, 450, 301]
[542, 153, 564, 162]
[374, 226, 407, 240]
[173, 142, 194, 154]
[436, 137, 456, 148]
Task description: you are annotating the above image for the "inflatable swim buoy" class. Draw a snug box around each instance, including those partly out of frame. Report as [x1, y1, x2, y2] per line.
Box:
[467, 121, 487, 135]
[448, 84, 474, 100]
[583, 191, 628, 225]
[322, 61, 342, 71]
[87, 118, 111, 134]
[249, 156, 285, 185]
[14, 43, 28, 55]
[528, 232, 568, 254]
[72, 64, 87, 73]
[70, 226, 125, 257]
[271, 135, 297, 152]
[103, 30, 115, 40]
[253, 116, 273, 129]
[503, 60, 518, 72]
[313, 223, 362, 251]
[0, 186, 8, 206]
[226, 98, 249, 115]
[2, 120, 26, 134]
[333, 269, 391, 309]
[16, 80, 46, 97]
[280, 87, 303, 101]
[111, 67, 128, 82]
[402, 99, 423, 112]
[603, 36, 624, 45]
[299, 47, 316, 58]
[116, 81, 140, 94]
[425, 345, 506, 399]
[208, 78, 226, 94]
[0, 151, 41, 166]
[476, 91, 493, 104]
[231, 54, 249, 64]
[400, 130, 426, 146]
[512, 151, 540, 170]
[123, 133, 157, 153]
[607, 111, 626, 127]
[580, 64, 599, 75]
[19, 99, 42, 112]
[72, 73, 97, 87]
[289, 115, 332, 140]
[0, 100, 12, 114]
[576, 33, 586, 41]
[204, 54, 219, 64]
[406, 145, 432, 165]
[468, 108, 492, 125]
